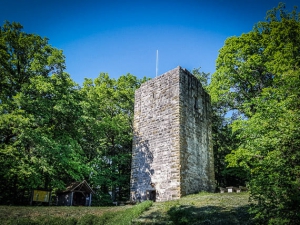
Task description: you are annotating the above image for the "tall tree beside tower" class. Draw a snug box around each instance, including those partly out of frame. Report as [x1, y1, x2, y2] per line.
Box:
[209, 3, 300, 223]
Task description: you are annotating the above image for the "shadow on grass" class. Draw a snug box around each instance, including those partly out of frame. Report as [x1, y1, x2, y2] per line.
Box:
[137, 204, 253, 225]
[167, 205, 252, 225]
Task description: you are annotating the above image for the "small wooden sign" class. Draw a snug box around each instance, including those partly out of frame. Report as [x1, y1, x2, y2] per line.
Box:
[32, 190, 51, 202]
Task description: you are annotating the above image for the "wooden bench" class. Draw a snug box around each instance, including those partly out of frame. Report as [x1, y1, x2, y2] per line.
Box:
[228, 186, 244, 192]
[226, 186, 235, 193]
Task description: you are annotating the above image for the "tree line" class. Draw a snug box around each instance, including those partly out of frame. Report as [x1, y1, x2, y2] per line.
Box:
[1, 2, 299, 223]
[0, 21, 148, 205]
[208, 3, 300, 224]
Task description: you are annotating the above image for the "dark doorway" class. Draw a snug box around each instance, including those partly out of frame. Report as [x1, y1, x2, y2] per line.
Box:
[73, 192, 86, 206]
[149, 190, 156, 202]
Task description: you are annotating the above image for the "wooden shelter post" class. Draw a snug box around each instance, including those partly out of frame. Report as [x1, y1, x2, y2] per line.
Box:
[89, 193, 92, 206]
[70, 192, 73, 206]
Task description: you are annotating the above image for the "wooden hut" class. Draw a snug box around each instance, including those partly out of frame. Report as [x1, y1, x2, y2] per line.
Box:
[57, 180, 95, 206]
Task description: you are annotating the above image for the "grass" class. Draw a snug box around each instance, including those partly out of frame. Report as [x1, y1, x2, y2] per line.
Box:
[132, 192, 253, 225]
[0, 192, 252, 225]
[0, 201, 153, 225]
[0, 205, 131, 220]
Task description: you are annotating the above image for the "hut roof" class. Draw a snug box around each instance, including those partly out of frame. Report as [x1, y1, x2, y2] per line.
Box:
[64, 180, 95, 194]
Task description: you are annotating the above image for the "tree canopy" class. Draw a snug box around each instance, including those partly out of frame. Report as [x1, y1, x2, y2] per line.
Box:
[0, 21, 90, 204]
[209, 3, 300, 223]
[2, 4, 300, 222]
[0, 21, 147, 205]
[79, 73, 148, 204]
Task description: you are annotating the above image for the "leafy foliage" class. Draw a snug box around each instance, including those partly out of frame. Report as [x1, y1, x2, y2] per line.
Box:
[210, 3, 300, 223]
[0, 21, 89, 204]
[227, 70, 300, 224]
[191, 67, 210, 89]
[192, 68, 248, 187]
[79, 73, 148, 202]
[0, 21, 148, 205]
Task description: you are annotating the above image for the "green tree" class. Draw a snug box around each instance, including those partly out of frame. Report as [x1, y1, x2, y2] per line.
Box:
[0, 22, 65, 104]
[209, 3, 300, 117]
[0, 22, 89, 204]
[227, 69, 300, 224]
[210, 110, 248, 188]
[191, 67, 210, 89]
[192, 68, 247, 187]
[210, 3, 300, 223]
[80, 73, 148, 204]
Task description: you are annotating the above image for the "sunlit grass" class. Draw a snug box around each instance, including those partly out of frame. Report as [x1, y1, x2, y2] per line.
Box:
[133, 192, 252, 225]
[0, 193, 252, 225]
[0, 202, 153, 225]
[0, 205, 131, 220]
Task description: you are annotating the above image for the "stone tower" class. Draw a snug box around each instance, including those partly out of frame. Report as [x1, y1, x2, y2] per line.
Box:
[130, 66, 215, 202]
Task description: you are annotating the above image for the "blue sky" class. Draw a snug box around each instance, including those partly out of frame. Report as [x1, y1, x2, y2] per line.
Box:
[1, 0, 299, 85]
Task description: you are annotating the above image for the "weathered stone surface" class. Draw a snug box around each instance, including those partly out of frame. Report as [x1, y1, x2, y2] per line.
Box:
[130, 66, 215, 202]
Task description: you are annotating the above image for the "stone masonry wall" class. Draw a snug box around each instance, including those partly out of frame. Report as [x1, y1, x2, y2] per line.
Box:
[179, 68, 215, 195]
[130, 66, 215, 202]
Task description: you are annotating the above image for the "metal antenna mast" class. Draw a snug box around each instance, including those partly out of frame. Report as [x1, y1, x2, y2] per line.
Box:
[156, 50, 158, 77]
